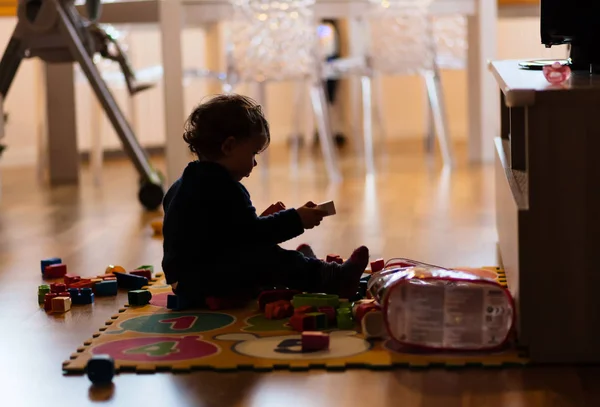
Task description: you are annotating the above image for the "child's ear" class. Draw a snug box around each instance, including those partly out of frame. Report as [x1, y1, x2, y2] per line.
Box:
[221, 136, 237, 156]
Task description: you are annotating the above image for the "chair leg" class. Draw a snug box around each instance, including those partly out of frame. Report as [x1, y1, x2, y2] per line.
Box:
[423, 69, 454, 168]
[372, 72, 387, 142]
[423, 80, 435, 153]
[361, 75, 375, 176]
[350, 77, 363, 155]
[309, 82, 342, 183]
[90, 91, 104, 187]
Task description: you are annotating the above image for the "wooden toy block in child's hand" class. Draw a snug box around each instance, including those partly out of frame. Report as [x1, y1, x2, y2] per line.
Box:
[316, 200, 336, 216]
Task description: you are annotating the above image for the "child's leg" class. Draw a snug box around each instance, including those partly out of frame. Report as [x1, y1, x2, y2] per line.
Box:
[256, 245, 370, 298]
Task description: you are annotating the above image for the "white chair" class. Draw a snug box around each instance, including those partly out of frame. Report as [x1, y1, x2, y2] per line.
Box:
[188, 0, 342, 182]
[326, 0, 458, 173]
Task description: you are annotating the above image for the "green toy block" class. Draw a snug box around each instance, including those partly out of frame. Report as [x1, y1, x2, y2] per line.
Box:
[291, 293, 339, 309]
[339, 300, 352, 309]
[38, 285, 50, 304]
[336, 308, 355, 330]
[306, 312, 328, 330]
[136, 265, 154, 273]
[128, 289, 152, 306]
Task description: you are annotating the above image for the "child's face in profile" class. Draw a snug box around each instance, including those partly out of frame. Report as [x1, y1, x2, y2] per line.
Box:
[220, 131, 268, 181]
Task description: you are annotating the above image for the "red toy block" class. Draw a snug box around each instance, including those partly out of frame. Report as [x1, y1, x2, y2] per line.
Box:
[50, 283, 67, 293]
[265, 300, 293, 319]
[63, 274, 81, 285]
[68, 280, 94, 290]
[289, 313, 317, 332]
[294, 305, 316, 315]
[326, 254, 344, 264]
[370, 258, 385, 273]
[44, 264, 67, 279]
[129, 269, 152, 280]
[44, 293, 58, 311]
[57, 291, 70, 298]
[355, 302, 381, 323]
[317, 306, 336, 325]
[257, 289, 301, 311]
[301, 331, 330, 352]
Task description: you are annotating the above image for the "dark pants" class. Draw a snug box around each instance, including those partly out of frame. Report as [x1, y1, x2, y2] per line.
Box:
[174, 246, 323, 300]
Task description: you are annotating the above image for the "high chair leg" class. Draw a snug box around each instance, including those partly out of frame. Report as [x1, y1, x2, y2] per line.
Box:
[361, 75, 375, 176]
[309, 82, 342, 183]
[423, 69, 454, 168]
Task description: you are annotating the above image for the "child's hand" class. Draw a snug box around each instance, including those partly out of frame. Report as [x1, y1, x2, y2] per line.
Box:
[260, 201, 286, 217]
[296, 202, 327, 229]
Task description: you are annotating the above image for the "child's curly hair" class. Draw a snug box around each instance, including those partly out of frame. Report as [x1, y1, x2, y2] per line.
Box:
[183, 94, 270, 159]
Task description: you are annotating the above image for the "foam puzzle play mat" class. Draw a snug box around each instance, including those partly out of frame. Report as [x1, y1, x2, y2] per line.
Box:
[60, 263, 529, 374]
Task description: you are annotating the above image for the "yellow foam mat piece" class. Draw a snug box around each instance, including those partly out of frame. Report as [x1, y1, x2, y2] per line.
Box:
[62, 267, 528, 374]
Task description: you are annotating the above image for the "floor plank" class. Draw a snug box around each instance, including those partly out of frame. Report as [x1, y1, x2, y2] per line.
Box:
[1, 140, 597, 406]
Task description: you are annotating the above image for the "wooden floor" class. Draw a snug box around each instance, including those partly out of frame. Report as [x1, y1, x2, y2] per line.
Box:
[1, 139, 599, 406]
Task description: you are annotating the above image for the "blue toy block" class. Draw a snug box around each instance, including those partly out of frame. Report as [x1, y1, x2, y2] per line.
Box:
[86, 354, 115, 384]
[95, 280, 118, 296]
[128, 290, 152, 306]
[167, 294, 193, 311]
[74, 288, 94, 305]
[41, 257, 61, 274]
[113, 272, 148, 290]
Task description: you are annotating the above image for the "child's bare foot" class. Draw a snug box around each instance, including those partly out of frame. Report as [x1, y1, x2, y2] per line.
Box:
[297, 243, 317, 259]
[320, 246, 369, 298]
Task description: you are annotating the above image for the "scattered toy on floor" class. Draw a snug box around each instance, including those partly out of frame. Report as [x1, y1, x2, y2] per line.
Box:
[128, 289, 152, 306]
[86, 354, 115, 385]
[301, 331, 330, 352]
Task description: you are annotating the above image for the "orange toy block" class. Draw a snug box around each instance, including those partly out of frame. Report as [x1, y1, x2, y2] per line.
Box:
[51, 296, 72, 313]
[264, 300, 293, 319]
[68, 279, 94, 290]
[105, 265, 126, 274]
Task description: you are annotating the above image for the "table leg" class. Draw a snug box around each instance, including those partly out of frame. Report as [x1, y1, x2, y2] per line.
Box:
[45, 62, 79, 185]
[159, 0, 188, 185]
[466, 0, 498, 163]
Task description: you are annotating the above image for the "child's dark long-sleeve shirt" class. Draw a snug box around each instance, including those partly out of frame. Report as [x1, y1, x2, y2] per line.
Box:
[161, 161, 305, 292]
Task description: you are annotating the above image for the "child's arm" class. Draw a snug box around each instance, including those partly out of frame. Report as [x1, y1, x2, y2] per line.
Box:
[236, 206, 305, 245]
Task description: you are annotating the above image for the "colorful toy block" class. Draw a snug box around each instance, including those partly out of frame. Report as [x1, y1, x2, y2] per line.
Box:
[294, 305, 316, 314]
[73, 288, 94, 305]
[105, 265, 126, 274]
[128, 290, 152, 306]
[370, 258, 385, 273]
[317, 306, 336, 325]
[44, 263, 67, 279]
[86, 354, 115, 384]
[41, 257, 61, 274]
[38, 285, 50, 304]
[63, 274, 81, 285]
[167, 294, 192, 311]
[301, 331, 330, 352]
[136, 265, 154, 273]
[338, 300, 352, 309]
[361, 310, 386, 339]
[67, 287, 80, 299]
[57, 291, 70, 298]
[68, 280, 94, 290]
[289, 313, 317, 332]
[129, 269, 152, 280]
[336, 308, 354, 330]
[95, 280, 118, 296]
[44, 293, 58, 311]
[51, 297, 72, 313]
[306, 312, 328, 330]
[326, 254, 344, 264]
[265, 300, 293, 319]
[354, 302, 380, 323]
[50, 283, 66, 293]
[113, 272, 148, 290]
[291, 293, 339, 309]
[257, 289, 301, 311]
[96, 274, 117, 280]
